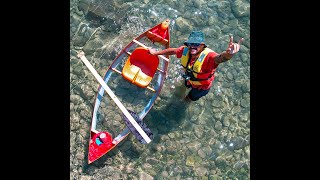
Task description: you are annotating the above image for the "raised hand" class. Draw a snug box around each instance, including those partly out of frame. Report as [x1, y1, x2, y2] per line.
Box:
[226, 35, 244, 55]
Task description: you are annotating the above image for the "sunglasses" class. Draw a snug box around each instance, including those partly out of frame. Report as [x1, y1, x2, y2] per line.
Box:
[187, 43, 201, 47]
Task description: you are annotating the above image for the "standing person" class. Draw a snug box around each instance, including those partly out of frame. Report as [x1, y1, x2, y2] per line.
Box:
[149, 31, 244, 102]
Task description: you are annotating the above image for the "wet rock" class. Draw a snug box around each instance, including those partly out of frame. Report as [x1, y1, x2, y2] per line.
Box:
[214, 121, 223, 131]
[99, 166, 114, 176]
[167, 159, 175, 166]
[82, 39, 104, 54]
[223, 116, 230, 127]
[76, 151, 84, 160]
[139, 171, 154, 180]
[243, 92, 250, 99]
[229, 18, 239, 29]
[70, 49, 78, 57]
[204, 26, 221, 39]
[228, 123, 236, 132]
[208, 1, 215, 8]
[110, 171, 121, 180]
[187, 141, 202, 153]
[212, 99, 223, 108]
[209, 175, 223, 180]
[70, 132, 76, 144]
[175, 17, 193, 32]
[161, 171, 169, 178]
[194, 125, 204, 138]
[226, 72, 233, 81]
[195, 166, 208, 176]
[233, 161, 245, 169]
[193, 1, 201, 8]
[245, 134, 250, 143]
[164, 0, 175, 7]
[70, 112, 80, 123]
[152, 143, 165, 152]
[125, 165, 137, 174]
[215, 156, 227, 168]
[146, 157, 159, 165]
[79, 175, 92, 180]
[221, 23, 232, 33]
[241, 53, 250, 65]
[70, 94, 82, 105]
[208, 16, 216, 26]
[231, 136, 249, 150]
[166, 145, 177, 155]
[231, 105, 241, 115]
[73, 25, 91, 47]
[241, 80, 250, 93]
[174, 166, 183, 174]
[168, 132, 175, 139]
[143, 163, 153, 170]
[198, 149, 206, 159]
[245, 146, 250, 159]
[186, 156, 195, 167]
[231, 0, 250, 18]
[223, 88, 233, 98]
[213, 112, 223, 120]
[239, 112, 249, 122]
[208, 137, 216, 146]
[240, 97, 250, 108]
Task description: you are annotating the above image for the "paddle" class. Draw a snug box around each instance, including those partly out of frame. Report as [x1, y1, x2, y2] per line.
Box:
[122, 110, 153, 144]
[77, 51, 152, 144]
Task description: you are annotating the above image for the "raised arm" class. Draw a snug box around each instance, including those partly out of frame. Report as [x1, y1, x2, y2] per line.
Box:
[215, 35, 244, 64]
[149, 48, 178, 56]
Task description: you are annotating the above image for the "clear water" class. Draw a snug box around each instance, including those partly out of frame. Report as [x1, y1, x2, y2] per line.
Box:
[70, 0, 250, 179]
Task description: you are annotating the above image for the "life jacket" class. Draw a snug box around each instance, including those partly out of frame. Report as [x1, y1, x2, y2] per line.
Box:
[180, 46, 218, 86]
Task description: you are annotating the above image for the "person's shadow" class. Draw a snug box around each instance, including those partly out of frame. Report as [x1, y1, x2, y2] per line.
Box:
[144, 83, 192, 142]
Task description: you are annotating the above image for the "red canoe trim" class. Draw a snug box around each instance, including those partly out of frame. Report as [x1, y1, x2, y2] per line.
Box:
[88, 131, 114, 163]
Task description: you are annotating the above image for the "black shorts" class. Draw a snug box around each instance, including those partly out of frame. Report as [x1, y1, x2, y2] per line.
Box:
[185, 81, 210, 101]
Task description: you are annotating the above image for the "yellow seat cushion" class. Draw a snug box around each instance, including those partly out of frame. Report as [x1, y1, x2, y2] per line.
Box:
[122, 59, 140, 82]
[134, 70, 153, 88]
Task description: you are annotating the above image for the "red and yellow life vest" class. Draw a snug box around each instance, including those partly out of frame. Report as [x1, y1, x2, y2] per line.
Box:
[181, 47, 217, 86]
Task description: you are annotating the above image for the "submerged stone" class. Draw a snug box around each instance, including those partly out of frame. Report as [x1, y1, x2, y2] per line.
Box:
[186, 156, 195, 167]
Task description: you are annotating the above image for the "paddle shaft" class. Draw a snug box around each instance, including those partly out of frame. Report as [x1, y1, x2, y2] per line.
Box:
[77, 52, 151, 144]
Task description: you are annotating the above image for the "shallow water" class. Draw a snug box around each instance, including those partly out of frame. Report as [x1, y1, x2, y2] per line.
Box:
[70, 0, 250, 179]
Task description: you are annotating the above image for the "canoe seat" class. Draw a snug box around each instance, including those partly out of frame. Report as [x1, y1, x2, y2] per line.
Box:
[146, 30, 169, 46]
[122, 47, 159, 88]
